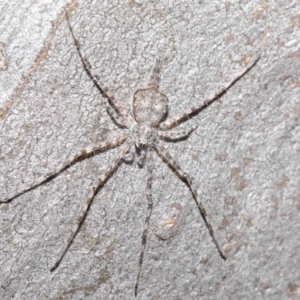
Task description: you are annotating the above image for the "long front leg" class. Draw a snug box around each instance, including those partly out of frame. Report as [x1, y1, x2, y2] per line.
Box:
[155, 143, 226, 260]
[1, 133, 128, 203]
[66, 12, 132, 127]
[135, 148, 154, 297]
[51, 141, 132, 272]
[157, 126, 198, 142]
[159, 56, 260, 130]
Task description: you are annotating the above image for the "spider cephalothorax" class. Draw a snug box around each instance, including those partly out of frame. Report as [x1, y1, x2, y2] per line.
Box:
[0, 11, 260, 297]
[131, 123, 157, 149]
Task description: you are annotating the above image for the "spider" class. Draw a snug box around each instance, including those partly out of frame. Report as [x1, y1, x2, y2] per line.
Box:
[0, 12, 259, 297]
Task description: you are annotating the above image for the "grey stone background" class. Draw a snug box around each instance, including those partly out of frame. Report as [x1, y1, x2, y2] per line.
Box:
[0, 1, 299, 299]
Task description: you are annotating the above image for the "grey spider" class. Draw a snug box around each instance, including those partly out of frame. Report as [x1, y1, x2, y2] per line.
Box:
[0, 12, 260, 297]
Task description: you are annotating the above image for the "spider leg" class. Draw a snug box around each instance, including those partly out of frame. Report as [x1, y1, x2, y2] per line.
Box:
[0, 133, 128, 203]
[106, 105, 131, 129]
[135, 148, 154, 297]
[158, 125, 198, 142]
[159, 56, 260, 130]
[136, 149, 147, 168]
[66, 12, 132, 127]
[146, 58, 162, 89]
[122, 143, 135, 164]
[50, 141, 132, 272]
[155, 143, 226, 260]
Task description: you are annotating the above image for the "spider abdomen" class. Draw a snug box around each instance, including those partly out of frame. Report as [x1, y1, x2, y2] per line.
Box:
[132, 86, 168, 126]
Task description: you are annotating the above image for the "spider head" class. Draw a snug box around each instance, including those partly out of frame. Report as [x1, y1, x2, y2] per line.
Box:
[130, 123, 157, 150]
[132, 86, 168, 126]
